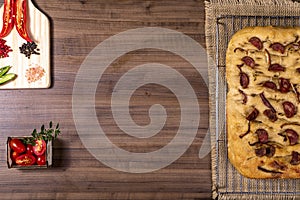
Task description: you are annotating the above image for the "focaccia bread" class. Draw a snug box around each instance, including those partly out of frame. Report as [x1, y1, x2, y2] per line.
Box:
[226, 26, 300, 178]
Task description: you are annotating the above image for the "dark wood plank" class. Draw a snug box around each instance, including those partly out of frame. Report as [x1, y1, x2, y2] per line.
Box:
[0, 0, 210, 199]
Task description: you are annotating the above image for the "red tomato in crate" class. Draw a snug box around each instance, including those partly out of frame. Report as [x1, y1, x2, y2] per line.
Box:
[37, 154, 46, 166]
[33, 139, 46, 156]
[15, 154, 36, 166]
[9, 138, 26, 154]
[11, 151, 19, 162]
[26, 144, 34, 154]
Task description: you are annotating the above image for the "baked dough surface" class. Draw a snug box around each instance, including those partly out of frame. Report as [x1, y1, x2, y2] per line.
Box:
[226, 26, 300, 178]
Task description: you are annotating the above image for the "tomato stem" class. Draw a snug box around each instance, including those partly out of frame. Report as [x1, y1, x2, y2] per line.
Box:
[22, 121, 61, 145]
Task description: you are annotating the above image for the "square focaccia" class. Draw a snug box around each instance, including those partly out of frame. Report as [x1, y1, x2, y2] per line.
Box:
[226, 26, 300, 178]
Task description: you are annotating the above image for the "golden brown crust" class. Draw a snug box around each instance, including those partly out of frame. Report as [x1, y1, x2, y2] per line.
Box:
[226, 26, 300, 178]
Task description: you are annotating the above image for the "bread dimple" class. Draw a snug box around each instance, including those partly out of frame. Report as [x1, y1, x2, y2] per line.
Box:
[226, 26, 300, 179]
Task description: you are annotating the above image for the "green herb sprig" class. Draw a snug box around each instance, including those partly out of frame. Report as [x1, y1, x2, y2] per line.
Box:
[22, 121, 60, 145]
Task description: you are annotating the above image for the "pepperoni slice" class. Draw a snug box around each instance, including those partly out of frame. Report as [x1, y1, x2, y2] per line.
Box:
[255, 146, 275, 157]
[291, 151, 300, 165]
[246, 108, 259, 121]
[263, 109, 277, 122]
[249, 37, 263, 50]
[268, 63, 285, 72]
[263, 81, 277, 90]
[240, 72, 249, 88]
[256, 129, 268, 144]
[265, 145, 276, 157]
[282, 101, 297, 118]
[255, 147, 266, 157]
[279, 78, 291, 93]
[286, 129, 299, 145]
[241, 56, 256, 68]
[270, 42, 285, 54]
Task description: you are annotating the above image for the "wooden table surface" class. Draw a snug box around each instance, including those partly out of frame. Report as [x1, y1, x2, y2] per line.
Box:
[0, 0, 210, 199]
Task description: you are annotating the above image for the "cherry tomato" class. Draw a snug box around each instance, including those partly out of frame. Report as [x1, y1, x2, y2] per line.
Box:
[11, 151, 19, 162]
[33, 139, 46, 156]
[15, 154, 36, 166]
[26, 144, 34, 154]
[9, 138, 26, 154]
[36, 154, 46, 166]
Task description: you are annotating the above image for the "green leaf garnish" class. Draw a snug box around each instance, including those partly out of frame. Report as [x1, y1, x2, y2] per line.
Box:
[22, 121, 61, 145]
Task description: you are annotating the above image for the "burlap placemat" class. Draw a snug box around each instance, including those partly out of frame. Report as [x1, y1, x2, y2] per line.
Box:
[206, 0, 300, 199]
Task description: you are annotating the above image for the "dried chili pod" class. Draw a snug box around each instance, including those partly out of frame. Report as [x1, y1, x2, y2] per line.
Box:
[240, 72, 249, 88]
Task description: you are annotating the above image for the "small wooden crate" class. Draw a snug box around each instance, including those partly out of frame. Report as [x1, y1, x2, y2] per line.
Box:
[7, 137, 52, 169]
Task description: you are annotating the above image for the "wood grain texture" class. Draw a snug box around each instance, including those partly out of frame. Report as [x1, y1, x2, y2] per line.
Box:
[0, 0, 209, 199]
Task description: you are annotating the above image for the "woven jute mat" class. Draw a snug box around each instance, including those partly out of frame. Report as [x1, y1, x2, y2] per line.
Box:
[206, 0, 300, 199]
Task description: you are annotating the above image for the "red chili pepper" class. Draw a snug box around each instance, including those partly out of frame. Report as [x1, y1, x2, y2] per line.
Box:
[15, 0, 32, 42]
[0, 0, 14, 38]
[0, 0, 32, 42]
